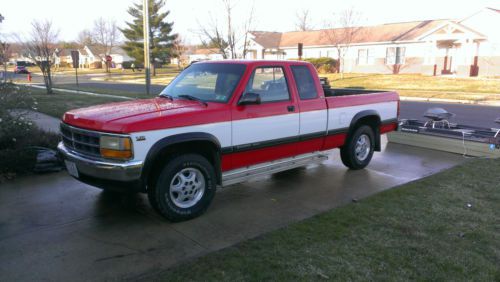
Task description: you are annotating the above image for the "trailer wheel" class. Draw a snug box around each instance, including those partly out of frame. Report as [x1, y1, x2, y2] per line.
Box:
[148, 154, 216, 222]
[340, 125, 375, 170]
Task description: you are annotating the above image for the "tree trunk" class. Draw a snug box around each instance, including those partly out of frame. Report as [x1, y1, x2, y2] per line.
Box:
[151, 61, 156, 76]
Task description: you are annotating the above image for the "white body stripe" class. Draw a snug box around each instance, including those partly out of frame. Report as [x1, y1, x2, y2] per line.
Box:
[130, 101, 397, 162]
[327, 101, 398, 132]
[130, 122, 232, 162]
[232, 113, 299, 145]
[299, 109, 328, 135]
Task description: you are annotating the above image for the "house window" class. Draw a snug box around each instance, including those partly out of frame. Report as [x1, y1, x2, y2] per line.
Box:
[357, 49, 374, 65]
[386, 47, 406, 64]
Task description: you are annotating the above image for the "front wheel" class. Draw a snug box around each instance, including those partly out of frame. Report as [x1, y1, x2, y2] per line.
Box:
[148, 154, 216, 222]
[340, 125, 375, 170]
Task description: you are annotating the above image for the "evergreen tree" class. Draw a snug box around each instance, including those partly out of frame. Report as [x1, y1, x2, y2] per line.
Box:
[121, 0, 177, 76]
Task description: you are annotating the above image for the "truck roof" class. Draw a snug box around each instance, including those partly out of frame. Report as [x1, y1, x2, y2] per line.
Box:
[197, 60, 313, 67]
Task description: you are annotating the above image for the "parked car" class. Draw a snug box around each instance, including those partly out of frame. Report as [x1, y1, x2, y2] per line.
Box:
[58, 60, 400, 221]
[14, 61, 29, 74]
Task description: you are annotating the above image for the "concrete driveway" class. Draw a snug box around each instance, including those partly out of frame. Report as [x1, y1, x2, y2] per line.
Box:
[0, 139, 465, 281]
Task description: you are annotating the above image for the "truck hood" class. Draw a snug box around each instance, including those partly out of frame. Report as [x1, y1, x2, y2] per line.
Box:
[62, 97, 228, 133]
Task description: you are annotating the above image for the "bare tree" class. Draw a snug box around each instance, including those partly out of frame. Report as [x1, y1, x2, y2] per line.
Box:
[0, 40, 10, 84]
[295, 9, 313, 31]
[172, 36, 187, 69]
[197, 0, 256, 59]
[76, 29, 94, 46]
[197, 15, 229, 59]
[322, 8, 362, 77]
[92, 17, 120, 72]
[25, 20, 58, 94]
[241, 2, 256, 59]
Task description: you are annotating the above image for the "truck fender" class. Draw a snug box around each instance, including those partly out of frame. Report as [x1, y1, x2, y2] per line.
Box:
[141, 132, 222, 189]
[349, 110, 382, 151]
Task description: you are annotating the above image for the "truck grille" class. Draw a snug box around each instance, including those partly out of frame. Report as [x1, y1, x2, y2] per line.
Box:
[60, 123, 101, 157]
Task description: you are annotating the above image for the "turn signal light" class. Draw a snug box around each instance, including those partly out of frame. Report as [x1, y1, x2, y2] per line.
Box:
[100, 148, 133, 159]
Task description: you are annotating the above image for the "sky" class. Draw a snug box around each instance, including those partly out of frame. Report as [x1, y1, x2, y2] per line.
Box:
[1, 0, 499, 44]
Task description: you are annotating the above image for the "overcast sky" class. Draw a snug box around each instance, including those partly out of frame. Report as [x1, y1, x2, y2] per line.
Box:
[1, 0, 498, 43]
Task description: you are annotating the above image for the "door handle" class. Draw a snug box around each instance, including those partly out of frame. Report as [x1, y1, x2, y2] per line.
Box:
[287, 105, 295, 112]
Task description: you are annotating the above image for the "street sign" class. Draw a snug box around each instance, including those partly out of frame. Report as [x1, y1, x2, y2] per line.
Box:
[71, 51, 79, 68]
[106, 55, 112, 62]
[70, 51, 80, 90]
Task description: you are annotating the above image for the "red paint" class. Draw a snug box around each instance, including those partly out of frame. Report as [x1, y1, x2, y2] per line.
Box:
[326, 91, 399, 108]
[380, 122, 398, 134]
[63, 98, 232, 133]
[323, 133, 347, 150]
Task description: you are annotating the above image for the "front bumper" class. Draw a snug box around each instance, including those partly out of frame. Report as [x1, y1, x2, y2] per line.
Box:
[58, 142, 145, 192]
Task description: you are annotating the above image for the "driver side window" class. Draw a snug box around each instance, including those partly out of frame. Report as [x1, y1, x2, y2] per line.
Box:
[246, 67, 290, 103]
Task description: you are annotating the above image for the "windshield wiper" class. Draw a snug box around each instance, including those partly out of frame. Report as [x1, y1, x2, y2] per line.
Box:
[159, 93, 174, 100]
[178, 94, 208, 106]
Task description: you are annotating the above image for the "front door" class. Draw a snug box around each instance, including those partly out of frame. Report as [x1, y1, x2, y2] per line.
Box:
[230, 65, 299, 169]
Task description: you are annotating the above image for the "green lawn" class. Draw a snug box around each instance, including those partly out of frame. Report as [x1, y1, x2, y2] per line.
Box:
[53, 85, 148, 99]
[155, 158, 500, 281]
[31, 88, 131, 119]
[320, 74, 500, 100]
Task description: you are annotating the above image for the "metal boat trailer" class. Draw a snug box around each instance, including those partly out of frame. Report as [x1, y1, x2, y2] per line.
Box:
[388, 108, 500, 158]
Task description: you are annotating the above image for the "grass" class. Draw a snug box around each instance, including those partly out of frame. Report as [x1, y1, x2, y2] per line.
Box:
[53, 85, 147, 99]
[30, 88, 131, 118]
[155, 158, 500, 281]
[324, 73, 500, 95]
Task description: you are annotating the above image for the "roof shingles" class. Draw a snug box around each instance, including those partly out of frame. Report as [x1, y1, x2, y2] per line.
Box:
[251, 20, 451, 48]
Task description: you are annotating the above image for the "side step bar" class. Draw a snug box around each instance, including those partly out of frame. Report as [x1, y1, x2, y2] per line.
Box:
[221, 152, 329, 187]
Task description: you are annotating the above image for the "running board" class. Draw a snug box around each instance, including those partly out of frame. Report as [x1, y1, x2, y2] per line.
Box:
[221, 152, 328, 187]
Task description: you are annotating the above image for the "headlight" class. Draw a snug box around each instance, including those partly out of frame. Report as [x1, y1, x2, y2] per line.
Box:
[99, 135, 133, 160]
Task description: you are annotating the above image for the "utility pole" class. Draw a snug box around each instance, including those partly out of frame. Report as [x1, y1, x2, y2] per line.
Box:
[143, 0, 151, 95]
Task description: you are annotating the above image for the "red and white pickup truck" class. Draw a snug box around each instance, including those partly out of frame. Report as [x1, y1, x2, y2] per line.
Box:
[58, 60, 399, 221]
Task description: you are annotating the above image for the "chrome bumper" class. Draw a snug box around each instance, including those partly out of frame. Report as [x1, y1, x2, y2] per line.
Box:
[57, 142, 143, 182]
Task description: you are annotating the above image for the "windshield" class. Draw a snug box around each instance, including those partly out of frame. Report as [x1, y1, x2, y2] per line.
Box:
[160, 63, 246, 103]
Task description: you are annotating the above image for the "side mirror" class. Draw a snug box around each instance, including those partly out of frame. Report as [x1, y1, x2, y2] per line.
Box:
[238, 92, 261, 105]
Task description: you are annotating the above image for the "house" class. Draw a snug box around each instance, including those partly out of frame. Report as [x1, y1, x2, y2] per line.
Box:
[184, 48, 224, 63]
[53, 46, 135, 69]
[243, 7, 500, 77]
[84, 45, 135, 69]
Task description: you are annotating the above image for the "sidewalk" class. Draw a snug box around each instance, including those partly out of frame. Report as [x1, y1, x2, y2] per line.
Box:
[26, 110, 61, 132]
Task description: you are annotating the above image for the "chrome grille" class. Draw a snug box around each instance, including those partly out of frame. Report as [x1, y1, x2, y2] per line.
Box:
[60, 123, 101, 157]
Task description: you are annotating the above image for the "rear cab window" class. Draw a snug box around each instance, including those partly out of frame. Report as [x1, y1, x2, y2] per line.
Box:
[245, 67, 290, 103]
[290, 65, 319, 100]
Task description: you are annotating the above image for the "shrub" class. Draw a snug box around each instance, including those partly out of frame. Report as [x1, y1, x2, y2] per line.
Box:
[0, 83, 59, 180]
[303, 57, 338, 73]
[290, 57, 338, 73]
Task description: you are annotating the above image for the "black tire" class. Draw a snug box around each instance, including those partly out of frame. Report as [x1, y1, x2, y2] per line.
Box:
[147, 154, 216, 222]
[340, 125, 375, 170]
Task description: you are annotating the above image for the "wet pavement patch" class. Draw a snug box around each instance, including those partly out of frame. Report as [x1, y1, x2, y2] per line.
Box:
[0, 140, 465, 281]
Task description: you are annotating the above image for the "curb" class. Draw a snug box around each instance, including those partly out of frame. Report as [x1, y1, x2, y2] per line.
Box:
[27, 84, 133, 100]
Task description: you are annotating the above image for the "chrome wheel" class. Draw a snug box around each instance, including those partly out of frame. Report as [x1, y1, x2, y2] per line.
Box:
[355, 134, 371, 161]
[168, 168, 206, 209]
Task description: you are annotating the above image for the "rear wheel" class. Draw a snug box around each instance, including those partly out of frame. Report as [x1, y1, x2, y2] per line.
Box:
[148, 154, 216, 222]
[340, 125, 375, 170]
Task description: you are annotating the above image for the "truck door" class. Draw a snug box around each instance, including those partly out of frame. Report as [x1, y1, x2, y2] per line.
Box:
[290, 64, 328, 154]
[230, 65, 300, 169]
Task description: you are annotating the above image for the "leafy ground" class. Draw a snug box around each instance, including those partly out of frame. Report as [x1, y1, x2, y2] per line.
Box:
[154, 158, 500, 281]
